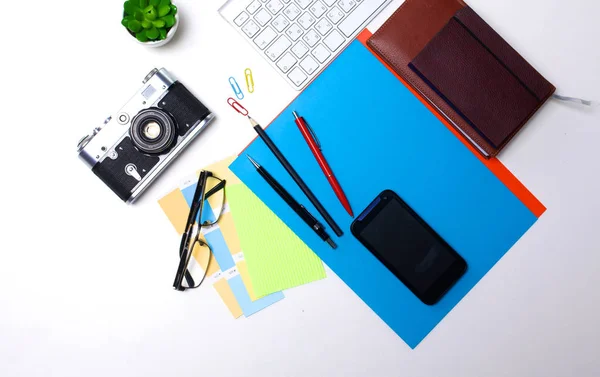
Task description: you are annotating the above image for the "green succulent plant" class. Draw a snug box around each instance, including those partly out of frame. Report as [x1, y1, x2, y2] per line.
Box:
[122, 0, 178, 42]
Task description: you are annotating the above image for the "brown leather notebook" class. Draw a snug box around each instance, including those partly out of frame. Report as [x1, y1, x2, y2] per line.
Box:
[367, 0, 555, 157]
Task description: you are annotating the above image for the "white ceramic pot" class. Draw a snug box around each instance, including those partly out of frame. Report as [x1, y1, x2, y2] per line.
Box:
[127, 13, 180, 48]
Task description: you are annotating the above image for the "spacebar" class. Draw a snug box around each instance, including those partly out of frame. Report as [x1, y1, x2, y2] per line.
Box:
[338, 0, 388, 37]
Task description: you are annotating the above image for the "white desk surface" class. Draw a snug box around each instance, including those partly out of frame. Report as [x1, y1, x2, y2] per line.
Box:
[1, 0, 599, 376]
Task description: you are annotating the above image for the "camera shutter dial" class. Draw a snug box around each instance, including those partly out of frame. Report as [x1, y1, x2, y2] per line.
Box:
[129, 108, 177, 155]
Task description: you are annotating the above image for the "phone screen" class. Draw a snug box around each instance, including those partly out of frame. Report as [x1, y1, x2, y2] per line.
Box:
[353, 191, 466, 303]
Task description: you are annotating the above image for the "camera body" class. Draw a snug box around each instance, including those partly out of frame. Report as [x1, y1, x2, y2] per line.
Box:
[77, 68, 214, 203]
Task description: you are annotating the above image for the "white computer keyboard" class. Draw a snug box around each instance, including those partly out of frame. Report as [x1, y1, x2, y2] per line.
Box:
[219, 0, 392, 90]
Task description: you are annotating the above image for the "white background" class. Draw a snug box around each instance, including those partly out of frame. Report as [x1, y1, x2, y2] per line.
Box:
[1, 0, 599, 376]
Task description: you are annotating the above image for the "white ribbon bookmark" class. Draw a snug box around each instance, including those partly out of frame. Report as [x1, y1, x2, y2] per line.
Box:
[553, 94, 598, 107]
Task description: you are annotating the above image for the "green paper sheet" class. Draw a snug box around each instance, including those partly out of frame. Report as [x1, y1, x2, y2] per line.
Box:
[227, 184, 326, 297]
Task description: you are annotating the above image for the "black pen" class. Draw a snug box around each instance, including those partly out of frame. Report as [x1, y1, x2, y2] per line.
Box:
[247, 116, 343, 237]
[247, 155, 337, 249]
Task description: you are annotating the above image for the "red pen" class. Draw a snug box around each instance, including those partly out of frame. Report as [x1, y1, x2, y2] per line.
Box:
[293, 111, 354, 217]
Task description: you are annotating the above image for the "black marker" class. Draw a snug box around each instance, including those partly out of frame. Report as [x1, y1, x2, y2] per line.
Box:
[246, 155, 337, 249]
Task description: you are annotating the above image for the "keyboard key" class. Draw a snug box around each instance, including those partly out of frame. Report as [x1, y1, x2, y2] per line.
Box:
[283, 3, 301, 20]
[300, 55, 319, 75]
[234, 12, 249, 26]
[338, 0, 356, 12]
[309, 1, 327, 18]
[288, 66, 308, 86]
[266, 0, 284, 14]
[338, 0, 386, 37]
[253, 26, 277, 49]
[323, 29, 345, 51]
[285, 23, 304, 41]
[327, 7, 345, 24]
[246, 0, 261, 14]
[254, 8, 273, 26]
[276, 52, 298, 72]
[242, 19, 260, 38]
[314, 19, 332, 35]
[312, 43, 331, 63]
[297, 12, 316, 30]
[229, 0, 388, 90]
[271, 14, 290, 32]
[266, 35, 292, 61]
[295, 0, 314, 9]
[291, 41, 309, 58]
[302, 29, 321, 47]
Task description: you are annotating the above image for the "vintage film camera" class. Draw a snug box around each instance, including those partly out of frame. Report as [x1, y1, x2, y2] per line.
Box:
[77, 68, 214, 203]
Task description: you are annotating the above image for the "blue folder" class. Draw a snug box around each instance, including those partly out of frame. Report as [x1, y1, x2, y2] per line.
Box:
[229, 40, 538, 348]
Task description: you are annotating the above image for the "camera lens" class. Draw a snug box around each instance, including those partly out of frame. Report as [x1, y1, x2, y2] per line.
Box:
[142, 121, 162, 139]
[129, 108, 177, 154]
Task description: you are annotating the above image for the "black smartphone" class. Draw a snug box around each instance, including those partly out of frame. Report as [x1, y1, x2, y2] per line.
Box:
[351, 190, 467, 305]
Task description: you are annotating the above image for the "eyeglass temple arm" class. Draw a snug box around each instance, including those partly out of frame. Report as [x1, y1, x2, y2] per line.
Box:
[205, 179, 226, 200]
[173, 232, 197, 290]
[175, 171, 209, 290]
[183, 171, 210, 227]
[173, 235, 190, 291]
[183, 174, 225, 227]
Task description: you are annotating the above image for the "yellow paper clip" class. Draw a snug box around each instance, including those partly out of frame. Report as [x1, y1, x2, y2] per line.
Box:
[244, 68, 254, 93]
[229, 77, 244, 100]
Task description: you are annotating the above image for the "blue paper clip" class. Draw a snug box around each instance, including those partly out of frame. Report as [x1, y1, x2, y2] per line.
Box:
[229, 77, 244, 100]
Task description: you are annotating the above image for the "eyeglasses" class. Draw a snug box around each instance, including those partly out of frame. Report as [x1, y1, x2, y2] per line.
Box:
[173, 170, 226, 291]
